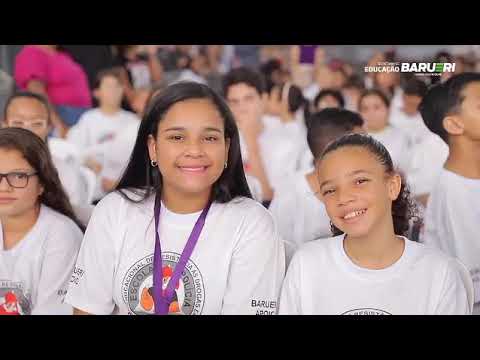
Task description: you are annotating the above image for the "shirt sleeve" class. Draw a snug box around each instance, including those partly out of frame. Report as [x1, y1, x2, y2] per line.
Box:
[220, 204, 285, 315]
[434, 259, 473, 315]
[32, 221, 83, 315]
[14, 46, 49, 89]
[278, 251, 303, 315]
[64, 194, 121, 314]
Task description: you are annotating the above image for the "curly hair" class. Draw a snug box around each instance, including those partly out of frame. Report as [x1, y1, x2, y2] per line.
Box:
[321, 133, 418, 238]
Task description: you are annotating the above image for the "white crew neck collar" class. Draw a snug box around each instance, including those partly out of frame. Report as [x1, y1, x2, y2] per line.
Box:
[335, 234, 412, 282]
[160, 201, 206, 227]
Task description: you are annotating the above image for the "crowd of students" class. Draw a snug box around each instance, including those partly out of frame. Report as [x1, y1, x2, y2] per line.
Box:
[0, 45, 479, 315]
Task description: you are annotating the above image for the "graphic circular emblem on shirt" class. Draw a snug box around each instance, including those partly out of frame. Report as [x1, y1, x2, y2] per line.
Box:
[122, 252, 205, 315]
[0, 280, 31, 315]
[342, 308, 392, 315]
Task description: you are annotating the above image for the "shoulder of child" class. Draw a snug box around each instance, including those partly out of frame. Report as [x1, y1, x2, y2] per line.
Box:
[291, 235, 339, 265]
[408, 239, 462, 271]
[77, 108, 101, 123]
[95, 189, 149, 213]
[41, 206, 83, 248]
[225, 196, 273, 222]
[120, 109, 141, 121]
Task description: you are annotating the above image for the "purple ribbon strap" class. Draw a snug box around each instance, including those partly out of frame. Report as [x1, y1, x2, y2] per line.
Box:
[153, 195, 211, 315]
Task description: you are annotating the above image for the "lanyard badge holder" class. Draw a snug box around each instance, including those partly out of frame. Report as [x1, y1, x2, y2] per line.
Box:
[152, 195, 211, 315]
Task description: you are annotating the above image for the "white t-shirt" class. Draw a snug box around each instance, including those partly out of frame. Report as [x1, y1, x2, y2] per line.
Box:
[127, 61, 152, 89]
[66, 108, 140, 160]
[0, 205, 83, 315]
[406, 132, 449, 196]
[269, 172, 331, 263]
[296, 146, 315, 175]
[65, 191, 285, 315]
[390, 87, 404, 114]
[240, 117, 305, 191]
[51, 155, 88, 207]
[389, 110, 426, 141]
[369, 125, 412, 173]
[421, 169, 480, 304]
[245, 174, 263, 202]
[96, 120, 140, 181]
[279, 235, 473, 315]
[303, 83, 320, 102]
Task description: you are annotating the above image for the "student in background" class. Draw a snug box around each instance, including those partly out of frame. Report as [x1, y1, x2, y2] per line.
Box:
[114, 45, 164, 111]
[265, 82, 310, 134]
[260, 58, 288, 93]
[371, 51, 402, 100]
[2, 92, 92, 222]
[223, 67, 299, 203]
[97, 82, 168, 194]
[419, 73, 480, 313]
[14, 45, 92, 135]
[66, 68, 140, 200]
[65, 82, 285, 315]
[67, 68, 140, 150]
[389, 77, 428, 138]
[270, 109, 364, 264]
[341, 75, 365, 112]
[279, 133, 473, 315]
[390, 78, 449, 207]
[0, 128, 83, 315]
[359, 89, 412, 174]
[313, 89, 345, 111]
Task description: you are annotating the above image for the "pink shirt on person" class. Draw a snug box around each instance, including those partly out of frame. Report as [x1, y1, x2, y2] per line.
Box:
[14, 45, 92, 108]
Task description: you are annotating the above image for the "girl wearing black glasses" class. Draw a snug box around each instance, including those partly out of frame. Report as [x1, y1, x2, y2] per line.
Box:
[0, 128, 83, 315]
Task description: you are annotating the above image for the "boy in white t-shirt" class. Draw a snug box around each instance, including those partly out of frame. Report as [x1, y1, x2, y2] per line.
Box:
[389, 78, 428, 139]
[279, 133, 472, 315]
[389, 78, 449, 207]
[419, 73, 480, 310]
[223, 67, 304, 204]
[295, 89, 347, 173]
[270, 108, 364, 263]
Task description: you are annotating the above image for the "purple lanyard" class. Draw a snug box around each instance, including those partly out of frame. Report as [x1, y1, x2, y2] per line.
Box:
[153, 195, 211, 315]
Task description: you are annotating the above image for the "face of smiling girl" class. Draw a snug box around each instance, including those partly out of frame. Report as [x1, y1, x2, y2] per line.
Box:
[148, 98, 230, 200]
[318, 146, 401, 239]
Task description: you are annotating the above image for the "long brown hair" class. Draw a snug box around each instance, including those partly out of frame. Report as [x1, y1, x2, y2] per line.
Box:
[0, 127, 84, 232]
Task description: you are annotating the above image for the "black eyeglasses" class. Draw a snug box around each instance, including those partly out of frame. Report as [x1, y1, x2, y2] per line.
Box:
[0, 172, 38, 189]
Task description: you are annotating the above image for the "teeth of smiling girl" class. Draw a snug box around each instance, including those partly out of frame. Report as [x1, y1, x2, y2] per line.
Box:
[343, 209, 366, 219]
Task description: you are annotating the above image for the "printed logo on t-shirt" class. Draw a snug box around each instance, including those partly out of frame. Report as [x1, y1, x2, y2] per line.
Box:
[342, 308, 392, 315]
[0, 280, 32, 315]
[98, 133, 116, 144]
[121, 252, 205, 315]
